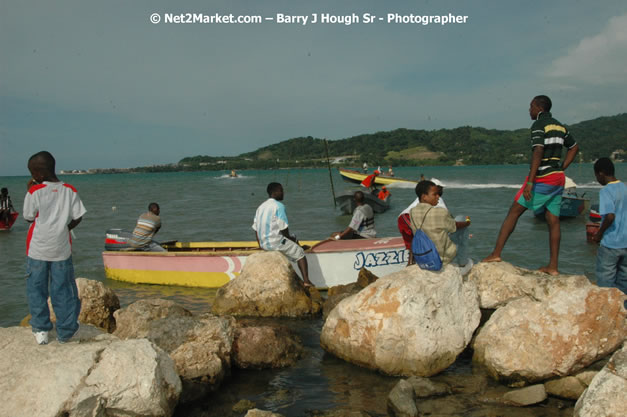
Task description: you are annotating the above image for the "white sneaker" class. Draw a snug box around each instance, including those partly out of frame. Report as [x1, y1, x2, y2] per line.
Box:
[34, 331, 49, 345]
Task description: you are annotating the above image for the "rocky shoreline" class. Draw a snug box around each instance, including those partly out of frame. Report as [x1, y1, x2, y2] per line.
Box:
[1, 252, 625, 417]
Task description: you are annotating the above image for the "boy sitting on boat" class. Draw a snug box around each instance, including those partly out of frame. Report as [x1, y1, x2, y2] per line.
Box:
[332, 191, 376, 240]
[253, 182, 313, 288]
[409, 180, 472, 273]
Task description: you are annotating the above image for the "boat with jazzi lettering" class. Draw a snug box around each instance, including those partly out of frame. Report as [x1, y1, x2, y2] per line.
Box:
[102, 229, 408, 289]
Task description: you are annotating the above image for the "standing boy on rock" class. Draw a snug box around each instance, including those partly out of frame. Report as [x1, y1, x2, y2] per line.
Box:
[252, 182, 313, 287]
[592, 157, 626, 306]
[483, 95, 579, 275]
[23, 151, 87, 345]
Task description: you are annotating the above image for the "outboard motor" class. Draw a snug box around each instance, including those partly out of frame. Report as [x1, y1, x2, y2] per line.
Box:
[104, 228, 134, 251]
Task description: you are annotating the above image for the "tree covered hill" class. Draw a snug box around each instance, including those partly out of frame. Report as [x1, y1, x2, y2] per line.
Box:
[176, 113, 626, 171]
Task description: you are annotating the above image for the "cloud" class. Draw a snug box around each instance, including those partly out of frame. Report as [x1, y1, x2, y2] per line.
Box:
[547, 13, 627, 85]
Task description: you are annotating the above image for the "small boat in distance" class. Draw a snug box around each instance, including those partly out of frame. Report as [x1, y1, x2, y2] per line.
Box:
[338, 168, 416, 186]
[102, 229, 409, 289]
[334, 190, 390, 214]
[0, 212, 18, 231]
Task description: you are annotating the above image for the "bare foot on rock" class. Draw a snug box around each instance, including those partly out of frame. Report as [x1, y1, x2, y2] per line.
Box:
[538, 266, 559, 276]
[482, 254, 502, 263]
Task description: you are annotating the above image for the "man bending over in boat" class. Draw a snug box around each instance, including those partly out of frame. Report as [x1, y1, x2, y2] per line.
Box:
[332, 191, 376, 240]
[253, 182, 314, 288]
[360, 170, 380, 193]
[410, 180, 472, 273]
[0, 187, 15, 225]
[483, 95, 579, 275]
[129, 202, 166, 252]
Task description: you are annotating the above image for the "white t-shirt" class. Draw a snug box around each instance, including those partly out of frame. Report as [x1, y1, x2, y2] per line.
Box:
[252, 198, 289, 250]
[23, 182, 87, 261]
[399, 197, 447, 216]
[349, 204, 376, 238]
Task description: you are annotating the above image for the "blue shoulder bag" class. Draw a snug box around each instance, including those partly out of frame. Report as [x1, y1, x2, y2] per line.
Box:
[411, 207, 443, 271]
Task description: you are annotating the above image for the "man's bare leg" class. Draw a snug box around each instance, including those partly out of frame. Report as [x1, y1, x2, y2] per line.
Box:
[539, 210, 560, 275]
[297, 257, 313, 287]
[483, 202, 527, 262]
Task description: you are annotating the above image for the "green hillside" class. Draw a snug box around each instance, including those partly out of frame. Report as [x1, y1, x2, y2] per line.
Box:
[175, 113, 626, 171]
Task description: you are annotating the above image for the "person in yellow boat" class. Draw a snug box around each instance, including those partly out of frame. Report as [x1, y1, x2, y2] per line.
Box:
[129, 203, 165, 252]
[377, 186, 390, 201]
[361, 170, 379, 192]
[253, 182, 313, 288]
[332, 191, 376, 240]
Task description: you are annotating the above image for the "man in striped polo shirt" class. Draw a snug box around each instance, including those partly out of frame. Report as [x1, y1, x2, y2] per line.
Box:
[483, 95, 579, 275]
[129, 202, 165, 251]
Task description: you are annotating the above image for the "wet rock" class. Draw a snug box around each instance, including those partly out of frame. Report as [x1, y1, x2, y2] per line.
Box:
[387, 379, 418, 417]
[323, 291, 355, 321]
[211, 251, 321, 317]
[233, 399, 256, 413]
[233, 324, 303, 369]
[321, 264, 480, 377]
[503, 384, 547, 406]
[406, 376, 452, 398]
[574, 343, 627, 416]
[356, 267, 379, 288]
[113, 298, 192, 339]
[48, 277, 120, 332]
[244, 409, 284, 417]
[545, 376, 587, 400]
[0, 326, 181, 417]
[473, 286, 627, 383]
[467, 261, 591, 309]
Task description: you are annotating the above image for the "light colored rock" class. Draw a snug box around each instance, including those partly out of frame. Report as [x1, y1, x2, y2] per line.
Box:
[113, 298, 192, 339]
[233, 325, 303, 369]
[324, 268, 379, 320]
[113, 300, 235, 401]
[502, 384, 547, 406]
[406, 376, 451, 398]
[321, 264, 481, 377]
[211, 251, 321, 317]
[0, 326, 181, 417]
[545, 376, 587, 399]
[574, 343, 627, 417]
[49, 278, 120, 332]
[244, 409, 285, 417]
[467, 261, 591, 309]
[473, 286, 627, 382]
[387, 379, 418, 417]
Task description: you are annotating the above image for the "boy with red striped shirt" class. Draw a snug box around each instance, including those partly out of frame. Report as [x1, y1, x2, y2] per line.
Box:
[23, 151, 86, 344]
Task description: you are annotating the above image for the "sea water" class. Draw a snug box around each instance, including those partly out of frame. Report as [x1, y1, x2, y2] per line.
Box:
[0, 164, 623, 415]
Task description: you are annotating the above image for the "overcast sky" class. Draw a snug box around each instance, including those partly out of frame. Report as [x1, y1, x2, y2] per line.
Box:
[1, 0, 626, 175]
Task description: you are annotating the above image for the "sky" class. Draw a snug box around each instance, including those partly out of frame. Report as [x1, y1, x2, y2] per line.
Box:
[1, 0, 626, 176]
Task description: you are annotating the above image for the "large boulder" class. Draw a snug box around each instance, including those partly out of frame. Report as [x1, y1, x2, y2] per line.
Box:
[321, 264, 481, 377]
[574, 343, 627, 416]
[468, 261, 591, 309]
[114, 301, 235, 400]
[113, 298, 193, 339]
[233, 324, 303, 369]
[473, 286, 627, 383]
[323, 268, 379, 320]
[0, 326, 181, 417]
[211, 251, 321, 317]
[49, 278, 120, 332]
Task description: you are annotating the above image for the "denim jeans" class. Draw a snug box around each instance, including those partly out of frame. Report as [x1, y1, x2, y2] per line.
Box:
[26, 256, 81, 341]
[596, 245, 627, 308]
[451, 215, 470, 266]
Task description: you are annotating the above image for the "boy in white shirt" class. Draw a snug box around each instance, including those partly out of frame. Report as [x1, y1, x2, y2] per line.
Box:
[23, 151, 87, 344]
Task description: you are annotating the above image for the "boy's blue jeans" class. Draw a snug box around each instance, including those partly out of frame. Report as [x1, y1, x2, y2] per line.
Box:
[26, 256, 81, 341]
[596, 245, 627, 308]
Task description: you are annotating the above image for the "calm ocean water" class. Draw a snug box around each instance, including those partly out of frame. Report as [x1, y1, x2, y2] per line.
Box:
[0, 164, 623, 415]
